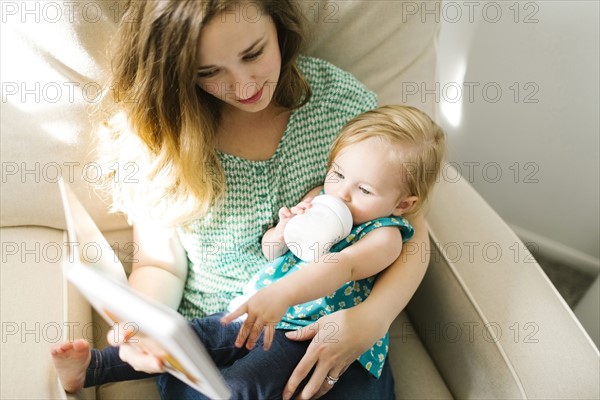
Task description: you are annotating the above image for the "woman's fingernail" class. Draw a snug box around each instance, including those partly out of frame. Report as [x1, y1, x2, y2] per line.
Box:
[282, 391, 291, 400]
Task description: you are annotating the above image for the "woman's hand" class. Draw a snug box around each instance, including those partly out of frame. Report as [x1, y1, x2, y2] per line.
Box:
[282, 306, 388, 400]
[107, 322, 166, 374]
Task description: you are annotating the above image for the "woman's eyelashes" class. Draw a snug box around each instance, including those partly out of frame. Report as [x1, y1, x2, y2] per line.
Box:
[197, 69, 218, 78]
[243, 47, 264, 61]
[196, 48, 265, 79]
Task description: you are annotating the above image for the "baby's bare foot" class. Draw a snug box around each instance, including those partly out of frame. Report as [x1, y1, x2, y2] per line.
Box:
[51, 339, 91, 393]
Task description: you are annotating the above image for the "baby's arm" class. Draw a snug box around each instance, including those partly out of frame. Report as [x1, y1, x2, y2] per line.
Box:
[261, 186, 323, 261]
[224, 226, 404, 349]
[269, 226, 404, 305]
[260, 206, 302, 261]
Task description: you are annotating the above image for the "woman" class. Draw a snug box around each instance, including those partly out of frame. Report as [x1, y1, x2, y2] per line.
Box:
[88, 1, 429, 398]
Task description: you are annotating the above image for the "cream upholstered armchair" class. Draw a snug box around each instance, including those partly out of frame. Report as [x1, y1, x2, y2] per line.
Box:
[1, 1, 598, 399]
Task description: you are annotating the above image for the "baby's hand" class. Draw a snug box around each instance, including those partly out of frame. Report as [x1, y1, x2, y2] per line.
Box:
[276, 197, 314, 232]
[289, 197, 314, 216]
[221, 287, 290, 351]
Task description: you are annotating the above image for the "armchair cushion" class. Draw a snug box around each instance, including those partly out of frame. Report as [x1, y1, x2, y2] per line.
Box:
[411, 167, 600, 399]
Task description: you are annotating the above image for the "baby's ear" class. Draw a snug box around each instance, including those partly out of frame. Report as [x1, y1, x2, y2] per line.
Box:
[393, 196, 418, 216]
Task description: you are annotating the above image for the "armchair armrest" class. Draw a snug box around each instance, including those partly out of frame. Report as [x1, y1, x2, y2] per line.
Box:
[407, 165, 600, 399]
[1, 226, 72, 400]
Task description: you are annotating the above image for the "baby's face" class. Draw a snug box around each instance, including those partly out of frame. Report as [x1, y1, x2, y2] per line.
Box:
[324, 137, 407, 225]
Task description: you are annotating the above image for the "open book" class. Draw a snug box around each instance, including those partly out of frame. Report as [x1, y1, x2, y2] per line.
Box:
[58, 178, 231, 399]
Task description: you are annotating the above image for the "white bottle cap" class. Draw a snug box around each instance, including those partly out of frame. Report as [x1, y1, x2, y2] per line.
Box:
[283, 194, 353, 262]
[311, 195, 353, 238]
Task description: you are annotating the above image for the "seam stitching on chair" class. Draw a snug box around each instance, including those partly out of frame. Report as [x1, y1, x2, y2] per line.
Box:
[428, 228, 529, 400]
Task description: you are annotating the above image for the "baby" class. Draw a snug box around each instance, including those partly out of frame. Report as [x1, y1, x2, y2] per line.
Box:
[52, 105, 446, 398]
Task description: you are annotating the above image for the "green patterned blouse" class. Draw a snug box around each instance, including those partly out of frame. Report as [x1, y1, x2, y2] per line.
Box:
[177, 56, 378, 319]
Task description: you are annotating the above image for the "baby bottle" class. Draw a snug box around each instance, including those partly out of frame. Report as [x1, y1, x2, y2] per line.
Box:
[283, 194, 353, 262]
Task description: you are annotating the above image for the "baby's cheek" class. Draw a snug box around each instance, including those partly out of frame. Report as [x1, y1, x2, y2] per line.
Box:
[351, 209, 368, 226]
[355, 205, 379, 225]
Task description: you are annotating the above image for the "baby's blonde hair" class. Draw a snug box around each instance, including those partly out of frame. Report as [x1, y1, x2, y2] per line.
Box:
[328, 105, 446, 216]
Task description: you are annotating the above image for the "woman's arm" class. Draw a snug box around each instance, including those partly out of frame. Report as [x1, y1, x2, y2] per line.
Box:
[127, 222, 188, 309]
[283, 212, 430, 399]
[106, 221, 189, 373]
[357, 211, 430, 328]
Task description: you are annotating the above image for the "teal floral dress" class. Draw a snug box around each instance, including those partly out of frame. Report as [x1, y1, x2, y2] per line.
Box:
[243, 216, 414, 378]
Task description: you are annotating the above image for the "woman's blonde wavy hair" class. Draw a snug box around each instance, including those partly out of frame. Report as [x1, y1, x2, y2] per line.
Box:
[328, 105, 447, 217]
[99, 0, 310, 225]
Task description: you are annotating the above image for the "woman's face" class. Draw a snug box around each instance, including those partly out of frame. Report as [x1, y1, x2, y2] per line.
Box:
[196, 7, 282, 113]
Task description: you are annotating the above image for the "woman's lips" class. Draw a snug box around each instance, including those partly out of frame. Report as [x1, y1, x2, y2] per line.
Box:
[238, 87, 264, 105]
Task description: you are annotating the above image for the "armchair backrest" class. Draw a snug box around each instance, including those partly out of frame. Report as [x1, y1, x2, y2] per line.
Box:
[1, 1, 440, 234]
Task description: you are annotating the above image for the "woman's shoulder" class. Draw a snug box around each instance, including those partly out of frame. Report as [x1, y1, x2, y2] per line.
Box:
[297, 56, 377, 113]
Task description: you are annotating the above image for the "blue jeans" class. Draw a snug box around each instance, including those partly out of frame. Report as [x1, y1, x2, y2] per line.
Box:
[84, 344, 158, 387]
[85, 313, 395, 399]
[158, 357, 396, 400]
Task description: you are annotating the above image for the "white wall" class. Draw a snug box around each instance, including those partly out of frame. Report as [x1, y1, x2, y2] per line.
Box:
[433, 0, 599, 271]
